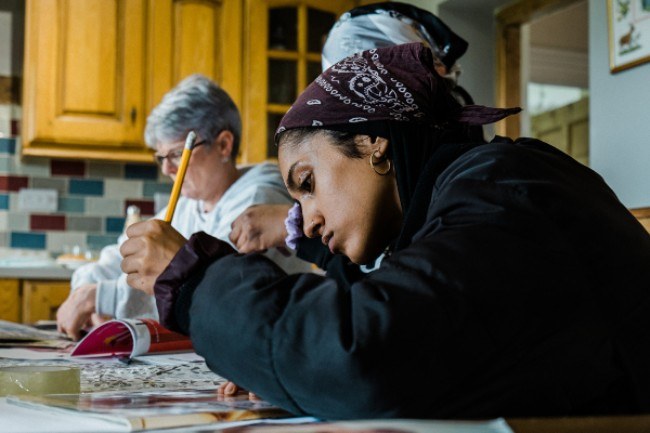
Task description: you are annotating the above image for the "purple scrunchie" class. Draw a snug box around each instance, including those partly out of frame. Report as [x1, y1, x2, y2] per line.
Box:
[284, 202, 304, 250]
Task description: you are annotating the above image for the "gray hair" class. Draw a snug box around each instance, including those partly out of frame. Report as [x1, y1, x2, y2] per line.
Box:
[144, 74, 242, 157]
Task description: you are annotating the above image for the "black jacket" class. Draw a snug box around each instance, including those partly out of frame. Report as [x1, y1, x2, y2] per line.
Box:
[157, 137, 650, 419]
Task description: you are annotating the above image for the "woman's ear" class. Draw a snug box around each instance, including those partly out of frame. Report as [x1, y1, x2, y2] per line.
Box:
[213, 130, 235, 159]
[372, 136, 390, 159]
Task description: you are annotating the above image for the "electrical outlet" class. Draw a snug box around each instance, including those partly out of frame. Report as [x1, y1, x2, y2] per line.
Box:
[18, 188, 58, 212]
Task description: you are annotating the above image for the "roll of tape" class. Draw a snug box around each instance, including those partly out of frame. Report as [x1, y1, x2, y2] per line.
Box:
[0, 366, 80, 396]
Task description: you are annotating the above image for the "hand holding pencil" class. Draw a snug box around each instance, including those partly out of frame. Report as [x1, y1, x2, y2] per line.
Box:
[120, 130, 196, 294]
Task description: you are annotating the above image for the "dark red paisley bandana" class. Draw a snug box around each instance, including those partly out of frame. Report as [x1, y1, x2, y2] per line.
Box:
[276, 42, 520, 139]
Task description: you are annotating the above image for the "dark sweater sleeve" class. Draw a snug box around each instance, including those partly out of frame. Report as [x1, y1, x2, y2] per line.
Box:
[154, 231, 235, 333]
[181, 240, 498, 419]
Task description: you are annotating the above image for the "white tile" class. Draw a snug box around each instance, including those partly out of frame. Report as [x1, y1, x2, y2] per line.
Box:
[7, 212, 29, 231]
[15, 157, 49, 176]
[104, 178, 143, 200]
[0, 105, 11, 137]
[0, 211, 8, 231]
[11, 104, 21, 119]
[47, 231, 87, 254]
[8, 192, 18, 211]
[0, 12, 12, 76]
[154, 192, 170, 214]
[86, 197, 123, 217]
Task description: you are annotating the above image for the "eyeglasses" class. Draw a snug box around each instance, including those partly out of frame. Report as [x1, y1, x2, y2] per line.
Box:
[155, 140, 206, 167]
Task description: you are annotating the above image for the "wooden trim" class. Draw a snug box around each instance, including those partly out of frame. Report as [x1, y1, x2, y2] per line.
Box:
[22, 142, 155, 163]
[495, 0, 583, 137]
[631, 207, 650, 234]
[630, 207, 650, 219]
[508, 414, 650, 433]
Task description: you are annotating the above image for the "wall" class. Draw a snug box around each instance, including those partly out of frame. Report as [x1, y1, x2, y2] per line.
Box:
[440, 0, 649, 209]
[438, 2, 501, 108]
[589, 0, 650, 208]
[0, 2, 170, 255]
[438, 0, 513, 139]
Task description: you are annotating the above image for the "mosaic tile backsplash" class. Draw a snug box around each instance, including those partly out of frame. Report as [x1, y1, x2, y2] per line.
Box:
[0, 134, 171, 255]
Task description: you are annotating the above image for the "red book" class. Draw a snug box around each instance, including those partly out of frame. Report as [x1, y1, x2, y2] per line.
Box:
[71, 318, 192, 359]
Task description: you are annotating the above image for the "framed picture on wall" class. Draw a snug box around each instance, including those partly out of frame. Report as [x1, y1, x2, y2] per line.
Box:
[608, 0, 650, 72]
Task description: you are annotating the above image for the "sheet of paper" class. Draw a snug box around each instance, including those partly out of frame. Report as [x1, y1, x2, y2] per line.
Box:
[146, 418, 513, 433]
[0, 319, 67, 341]
[0, 397, 129, 433]
[135, 351, 205, 366]
[0, 348, 69, 360]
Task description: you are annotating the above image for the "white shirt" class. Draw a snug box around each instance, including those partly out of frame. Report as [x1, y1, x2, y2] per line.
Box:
[71, 162, 311, 319]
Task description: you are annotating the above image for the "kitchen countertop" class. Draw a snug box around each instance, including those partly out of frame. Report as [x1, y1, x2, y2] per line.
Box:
[0, 248, 83, 280]
[0, 266, 74, 280]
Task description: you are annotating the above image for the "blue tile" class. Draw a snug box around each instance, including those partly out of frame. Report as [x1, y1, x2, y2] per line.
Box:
[11, 232, 46, 249]
[0, 194, 8, 210]
[87, 234, 119, 250]
[0, 138, 16, 155]
[125, 164, 159, 180]
[143, 181, 172, 197]
[69, 179, 104, 196]
[105, 217, 126, 233]
[58, 197, 85, 213]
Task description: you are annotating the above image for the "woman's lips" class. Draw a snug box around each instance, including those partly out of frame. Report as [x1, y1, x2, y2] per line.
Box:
[322, 233, 335, 253]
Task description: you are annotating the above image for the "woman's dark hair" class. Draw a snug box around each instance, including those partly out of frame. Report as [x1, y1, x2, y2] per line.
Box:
[277, 128, 366, 159]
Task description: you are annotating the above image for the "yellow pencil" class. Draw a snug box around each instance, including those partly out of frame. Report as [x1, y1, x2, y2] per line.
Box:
[164, 130, 196, 223]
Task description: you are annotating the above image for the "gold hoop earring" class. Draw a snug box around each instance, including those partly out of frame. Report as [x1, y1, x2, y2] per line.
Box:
[369, 152, 391, 176]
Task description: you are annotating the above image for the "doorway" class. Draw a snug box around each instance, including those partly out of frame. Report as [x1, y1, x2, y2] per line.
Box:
[523, 1, 589, 165]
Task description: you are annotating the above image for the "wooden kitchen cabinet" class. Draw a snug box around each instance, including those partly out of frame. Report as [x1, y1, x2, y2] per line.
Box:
[21, 280, 71, 324]
[22, 0, 358, 164]
[242, 0, 353, 163]
[0, 279, 21, 323]
[0, 279, 70, 324]
[22, 0, 242, 163]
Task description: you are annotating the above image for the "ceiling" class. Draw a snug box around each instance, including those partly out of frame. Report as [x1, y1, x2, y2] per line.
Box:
[529, 0, 588, 52]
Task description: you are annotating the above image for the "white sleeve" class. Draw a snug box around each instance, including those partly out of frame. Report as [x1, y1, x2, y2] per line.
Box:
[211, 165, 292, 243]
[95, 274, 158, 320]
[216, 169, 313, 275]
[71, 216, 166, 319]
[70, 237, 126, 291]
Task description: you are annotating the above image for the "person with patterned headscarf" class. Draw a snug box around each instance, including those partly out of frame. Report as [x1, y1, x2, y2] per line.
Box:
[121, 44, 650, 419]
[229, 3, 482, 255]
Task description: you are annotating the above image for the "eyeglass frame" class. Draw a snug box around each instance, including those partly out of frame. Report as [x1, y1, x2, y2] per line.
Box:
[154, 139, 207, 167]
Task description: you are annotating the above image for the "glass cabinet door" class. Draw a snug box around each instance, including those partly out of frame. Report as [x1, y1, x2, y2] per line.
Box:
[243, 0, 353, 163]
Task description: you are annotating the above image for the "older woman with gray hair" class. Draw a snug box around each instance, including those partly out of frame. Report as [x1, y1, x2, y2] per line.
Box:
[57, 74, 311, 340]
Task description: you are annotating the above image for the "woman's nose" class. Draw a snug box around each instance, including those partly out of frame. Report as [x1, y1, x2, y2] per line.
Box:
[303, 216, 323, 239]
[161, 159, 177, 177]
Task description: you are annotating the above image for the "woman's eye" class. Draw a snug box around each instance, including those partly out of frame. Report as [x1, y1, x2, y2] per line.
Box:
[299, 173, 313, 193]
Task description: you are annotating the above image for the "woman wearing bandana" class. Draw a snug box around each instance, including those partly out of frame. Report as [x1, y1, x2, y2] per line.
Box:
[229, 3, 481, 255]
[121, 44, 650, 419]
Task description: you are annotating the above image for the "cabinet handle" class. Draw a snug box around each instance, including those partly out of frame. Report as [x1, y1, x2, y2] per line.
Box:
[130, 107, 137, 124]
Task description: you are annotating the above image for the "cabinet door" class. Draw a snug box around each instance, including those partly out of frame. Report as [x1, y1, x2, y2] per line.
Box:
[22, 0, 150, 162]
[242, 0, 353, 164]
[0, 279, 21, 323]
[146, 0, 243, 115]
[22, 280, 71, 324]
